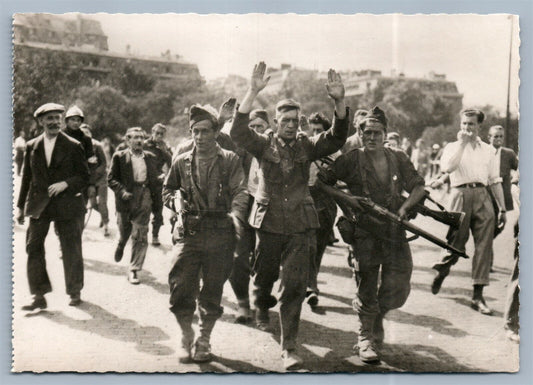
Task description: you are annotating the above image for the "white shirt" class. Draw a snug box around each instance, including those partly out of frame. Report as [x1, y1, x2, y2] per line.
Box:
[494, 146, 502, 177]
[43, 135, 58, 167]
[440, 137, 502, 187]
[129, 150, 147, 183]
[14, 136, 26, 151]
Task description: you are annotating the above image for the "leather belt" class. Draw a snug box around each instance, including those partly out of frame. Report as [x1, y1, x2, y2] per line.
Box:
[456, 182, 485, 188]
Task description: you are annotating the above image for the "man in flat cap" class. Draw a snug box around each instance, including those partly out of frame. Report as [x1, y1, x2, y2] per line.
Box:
[163, 104, 245, 363]
[17, 103, 90, 309]
[144, 123, 173, 246]
[318, 106, 426, 363]
[108, 127, 160, 284]
[230, 62, 349, 370]
[431, 109, 507, 316]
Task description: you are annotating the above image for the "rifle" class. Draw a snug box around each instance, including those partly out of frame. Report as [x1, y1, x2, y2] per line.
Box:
[318, 182, 470, 259]
[402, 191, 465, 231]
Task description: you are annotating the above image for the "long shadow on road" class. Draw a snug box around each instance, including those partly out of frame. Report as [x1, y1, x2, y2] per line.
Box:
[84, 258, 169, 295]
[39, 301, 174, 356]
[386, 309, 468, 338]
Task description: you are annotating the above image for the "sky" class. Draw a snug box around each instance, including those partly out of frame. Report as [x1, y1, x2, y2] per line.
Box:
[89, 13, 520, 114]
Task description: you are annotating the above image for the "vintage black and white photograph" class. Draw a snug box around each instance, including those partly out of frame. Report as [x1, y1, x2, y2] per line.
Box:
[11, 13, 520, 373]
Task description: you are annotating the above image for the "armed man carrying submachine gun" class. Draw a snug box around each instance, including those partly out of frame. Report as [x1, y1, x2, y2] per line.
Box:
[316, 106, 468, 364]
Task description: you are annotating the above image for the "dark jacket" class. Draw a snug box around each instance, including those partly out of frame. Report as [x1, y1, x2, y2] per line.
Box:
[499, 147, 518, 211]
[107, 149, 161, 213]
[144, 138, 173, 175]
[63, 127, 94, 160]
[17, 132, 89, 220]
[163, 144, 244, 216]
[89, 139, 107, 185]
[230, 109, 349, 234]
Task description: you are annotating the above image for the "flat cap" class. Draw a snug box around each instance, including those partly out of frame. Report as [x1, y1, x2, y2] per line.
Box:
[65, 105, 84, 120]
[33, 103, 65, 118]
[250, 109, 269, 124]
[275, 99, 301, 113]
[189, 104, 219, 130]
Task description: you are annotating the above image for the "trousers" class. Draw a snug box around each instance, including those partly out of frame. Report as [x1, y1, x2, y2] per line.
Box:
[26, 211, 84, 296]
[253, 230, 310, 350]
[432, 186, 495, 285]
[229, 216, 255, 306]
[88, 181, 109, 224]
[116, 186, 152, 272]
[308, 206, 336, 294]
[169, 224, 235, 332]
[151, 184, 163, 238]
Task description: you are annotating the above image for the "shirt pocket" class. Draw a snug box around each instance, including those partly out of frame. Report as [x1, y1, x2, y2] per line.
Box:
[248, 196, 270, 229]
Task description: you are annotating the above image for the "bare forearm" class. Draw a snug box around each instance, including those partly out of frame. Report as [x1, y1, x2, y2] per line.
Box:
[238, 88, 259, 114]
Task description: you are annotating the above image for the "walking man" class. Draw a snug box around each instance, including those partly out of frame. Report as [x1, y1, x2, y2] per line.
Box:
[431, 109, 507, 315]
[230, 62, 349, 369]
[163, 104, 244, 363]
[318, 106, 426, 363]
[144, 123, 173, 246]
[17, 103, 89, 309]
[108, 127, 160, 284]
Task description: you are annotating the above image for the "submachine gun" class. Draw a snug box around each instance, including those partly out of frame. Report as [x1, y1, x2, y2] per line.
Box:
[317, 181, 470, 259]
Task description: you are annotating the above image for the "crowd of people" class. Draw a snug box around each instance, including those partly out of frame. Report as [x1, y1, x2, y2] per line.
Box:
[14, 61, 520, 370]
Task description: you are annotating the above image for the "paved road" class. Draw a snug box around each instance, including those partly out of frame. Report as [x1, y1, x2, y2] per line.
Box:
[12, 182, 519, 373]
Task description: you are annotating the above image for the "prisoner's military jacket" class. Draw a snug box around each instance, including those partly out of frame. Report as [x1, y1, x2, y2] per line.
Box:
[230, 109, 349, 234]
[162, 144, 245, 218]
[144, 138, 173, 176]
[320, 147, 425, 235]
[63, 127, 94, 160]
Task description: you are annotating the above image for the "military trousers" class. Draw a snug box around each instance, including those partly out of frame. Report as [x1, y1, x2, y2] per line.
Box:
[26, 210, 84, 296]
[168, 223, 235, 331]
[308, 207, 336, 295]
[351, 236, 412, 321]
[432, 186, 495, 285]
[229, 216, 255, 306]
[116, 186, 152, 272]
[253, 230, 310, 351]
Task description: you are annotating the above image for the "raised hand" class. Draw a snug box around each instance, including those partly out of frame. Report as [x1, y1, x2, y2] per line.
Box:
[250, 61, 271, 93]
[218, 97, 237, 125]
[325, 69, 345, 101]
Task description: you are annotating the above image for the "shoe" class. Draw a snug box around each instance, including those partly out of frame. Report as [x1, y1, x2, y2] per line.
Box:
[103, 224, 110, 237]
[255, 308, 272, 332]
[128, 270, 140, 285]
[69, 293, 82, 306]
[152, 236, 160, 246]
[114, 243, 125, 262]
[431, 271, 447, 295]
[358, 340, 380, 363]
[21, 296, 47, 311]
[470, 298, 493, 315]
[235, 306, 252, 324]
[506, 329, 520, 343]
[307, 293, 319, 308]
[373, 313, 385, 346]
[281, 349, 303, 370]
[191, 339, 212, 363]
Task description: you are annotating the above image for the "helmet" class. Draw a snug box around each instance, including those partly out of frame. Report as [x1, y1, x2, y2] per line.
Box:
[65, 106, 84, 120]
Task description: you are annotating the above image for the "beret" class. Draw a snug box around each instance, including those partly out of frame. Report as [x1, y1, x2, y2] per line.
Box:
[250, 109, 269, 124]
[360, 106, 388, 131]
[275, 99, 301, 113]
[34, 103, 65, 118]
[65, 105, 84, 120]
[189, 104, 219, 130]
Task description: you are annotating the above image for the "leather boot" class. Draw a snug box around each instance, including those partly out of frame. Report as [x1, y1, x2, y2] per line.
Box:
[357, 314, 379, 363]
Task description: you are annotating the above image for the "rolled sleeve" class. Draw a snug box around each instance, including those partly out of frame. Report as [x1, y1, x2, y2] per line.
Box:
[397, 150, 425, 192]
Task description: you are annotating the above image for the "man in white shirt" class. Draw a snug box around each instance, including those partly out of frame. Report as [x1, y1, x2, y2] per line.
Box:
[431, 109, 507, 315]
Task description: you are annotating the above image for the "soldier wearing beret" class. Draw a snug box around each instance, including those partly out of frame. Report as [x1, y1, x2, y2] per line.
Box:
[17, 103, 90, 309]
[230, 62, 349, 370]
[108, 127, 161, 284]
[163, 104, 245, 363]
[318, 106, 426, 363]
[143, 123, 173, 246]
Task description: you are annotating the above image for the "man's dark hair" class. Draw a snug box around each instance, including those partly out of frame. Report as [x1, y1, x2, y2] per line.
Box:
[308, 112, 331, 130]
[461, 108, 485, 123]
